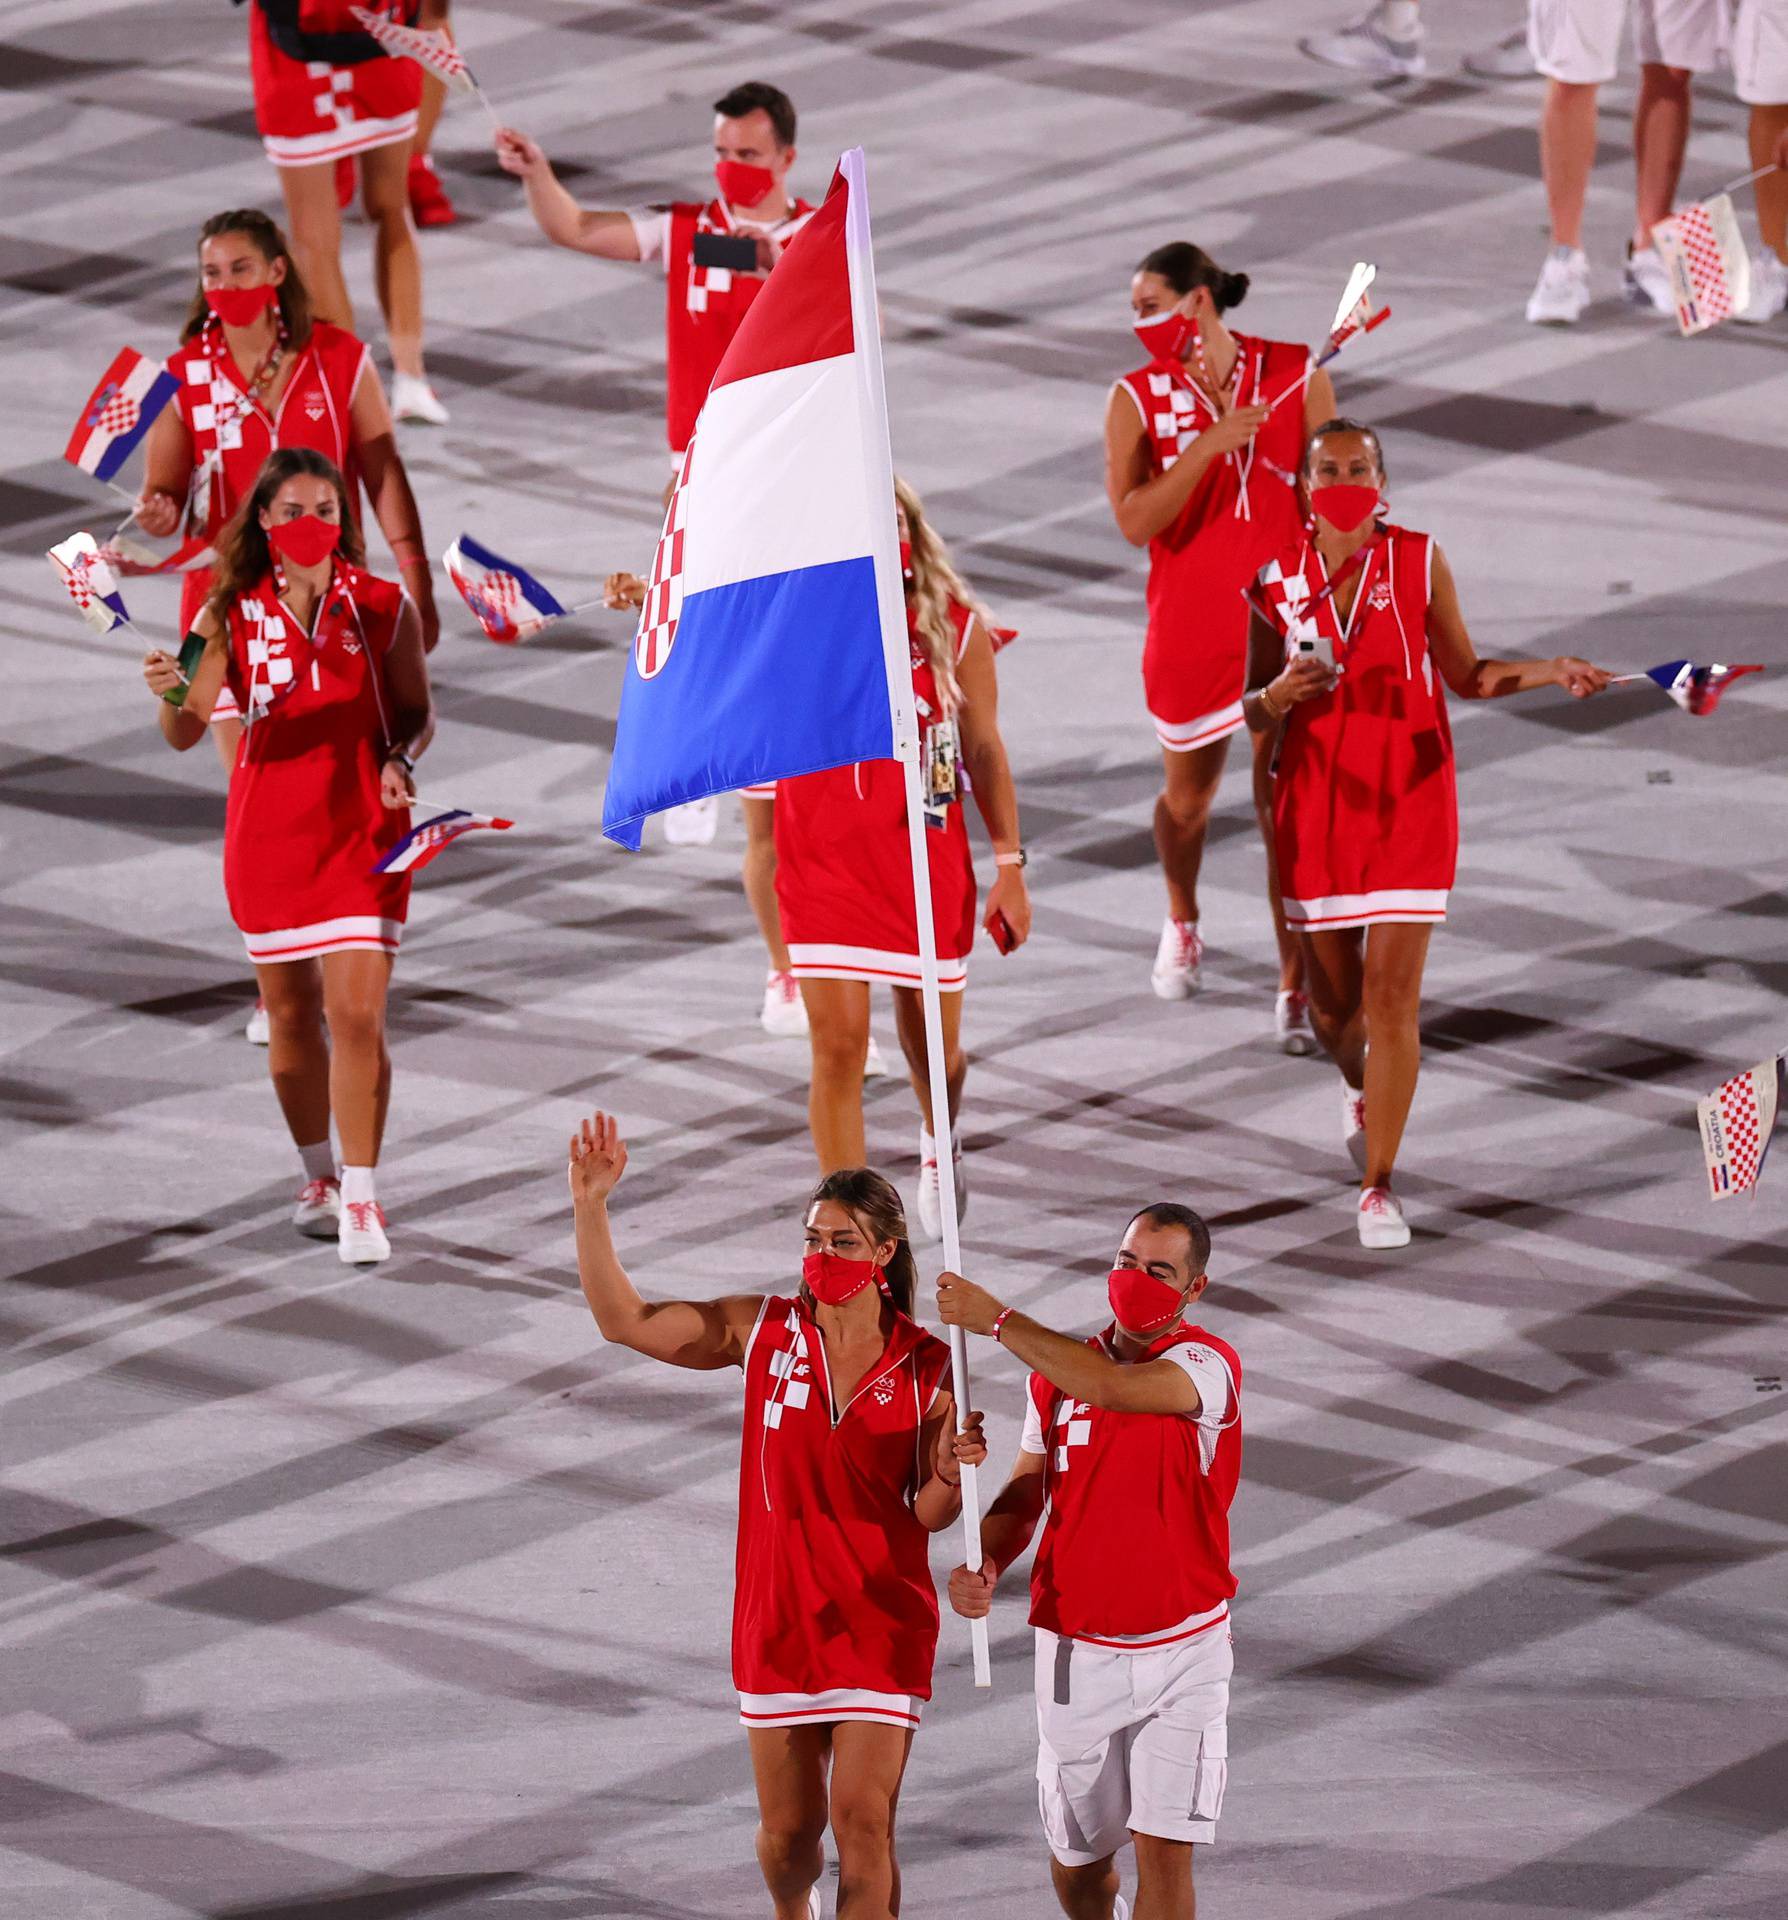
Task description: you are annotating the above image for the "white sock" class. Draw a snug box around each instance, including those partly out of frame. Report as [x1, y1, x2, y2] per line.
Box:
[340, 1164, 376, 1205]
[1378, 0, 1420, 34]
[298, 1140, 335, 1183]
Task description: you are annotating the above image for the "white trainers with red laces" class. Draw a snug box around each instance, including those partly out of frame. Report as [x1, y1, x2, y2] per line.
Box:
[1151, 918, 1203, 1000]
[338, 1199, 391, 1266]
[293, 1177, 341, 1239]
[760, 968, 808, 1038]
[1358, 1186, 1410, 1249]
[1276, 988, 1317, 1055]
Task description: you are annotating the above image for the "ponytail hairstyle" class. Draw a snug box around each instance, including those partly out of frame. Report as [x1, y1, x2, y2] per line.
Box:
[1304, 415, 1389, 485]
[204, 447, 363, 629]
[181, 208, 314, 349]
[895, 474, 993, 719]
[1136, 240, 1250, 314]
[803, 1166, 918, 1318]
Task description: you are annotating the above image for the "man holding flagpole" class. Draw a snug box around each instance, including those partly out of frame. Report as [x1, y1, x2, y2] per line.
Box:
[938, 1207, 1241, 1920]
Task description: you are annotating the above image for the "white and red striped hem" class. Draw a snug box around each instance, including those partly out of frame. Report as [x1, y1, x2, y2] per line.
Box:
[788, 943, 967, 993]
[242, 915, 403, 964]
[738, 1688, 922, 1731]
[1151, 699, 1245, 753]
[1062, 1602, 1230, 1653]
[739, 782, 778, 801]
[263, 110, 419, 169]
[1283, 888, 1448, 930]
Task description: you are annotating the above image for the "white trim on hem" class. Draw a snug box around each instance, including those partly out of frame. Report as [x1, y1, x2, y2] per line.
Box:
[789, 943, 967, 992]
[1152, 700, 1245, 753]
[739, 1687, 921, 1730]
[243, 915, 403, 963]
[264, 111, 420, 168]
[1283, 888, 1448, 930]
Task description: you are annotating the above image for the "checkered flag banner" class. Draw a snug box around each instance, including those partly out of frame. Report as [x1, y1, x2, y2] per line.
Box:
[634, 442, 692, 681]
[349, 6, 476, 92]
[47, 531, 131, 636]
[1652, 193, 1750, 336]
[1697, 1053, 1786, 1200]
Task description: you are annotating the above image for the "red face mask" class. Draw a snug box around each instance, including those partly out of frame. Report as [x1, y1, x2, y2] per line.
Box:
[804, 1248, 879, 1306]
[715, 158, 777, 206]
[1133, 307, 1197, 365]
[899, 539, 913, 581]
[206, 283, 278, 328]
[1107, 1264, 1184, 1335]
[1308, 485, 1382, 533]
[266, 513, 341, 569]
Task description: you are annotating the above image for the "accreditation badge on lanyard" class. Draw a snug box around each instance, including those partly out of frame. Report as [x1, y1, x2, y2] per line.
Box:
[920, 708, 960, 833]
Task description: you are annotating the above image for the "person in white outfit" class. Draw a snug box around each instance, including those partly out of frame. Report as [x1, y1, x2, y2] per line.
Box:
[1732, 0, 1788, 322]
[1301, 4, 1537, 81]
[1525, 0, 1725, 323]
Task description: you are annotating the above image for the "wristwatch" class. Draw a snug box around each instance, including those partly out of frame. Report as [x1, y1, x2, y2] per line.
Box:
[387, 748, 416, 774]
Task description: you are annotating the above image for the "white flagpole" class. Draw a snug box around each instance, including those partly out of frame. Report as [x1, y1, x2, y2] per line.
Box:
[840, 147, 992, 1690]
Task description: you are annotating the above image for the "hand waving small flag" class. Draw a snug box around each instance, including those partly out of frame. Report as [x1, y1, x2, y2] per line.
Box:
[443, 536, 569, 643]
[48, 532, 132, 635]
[1698, 1054, 1785, 1200]
[1612, 659, 1763, 715]
[65, 348, 177, 484]
[371, 803, 514, 875]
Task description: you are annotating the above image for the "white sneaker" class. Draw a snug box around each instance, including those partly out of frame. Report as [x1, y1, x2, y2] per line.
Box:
[662, 796, 718, 845]
[1114, 1897, 1131, 1920]
[1623, 245, 1675, 317]
[338, 1199, 391, 1265]
[391, 372, 449, 425]
[863, 1035, 891, 1080]
[1358, 1185, 1410, 1249]
[1526, 246, 1589, 325]
[1151, 918, 1203, 1000]
[917, 1132, 967, 1242]
[1341, 1081, 1368, 1175]
[1735, 251, 1788, 326]
[1463, 29, 1536, 79]
[245, 997, 270, 1045]
[1276, 989, 1317, 1056]
[760, 968, 808, 1037]
[1300, 3, 1425, 78]
[806, 1889, 822, 1920]
[293, 1177, 341, 1239]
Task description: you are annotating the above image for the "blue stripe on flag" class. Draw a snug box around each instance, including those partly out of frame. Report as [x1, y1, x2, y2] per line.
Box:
[602, 556, 895, 849]
[92, 369, 179, 482]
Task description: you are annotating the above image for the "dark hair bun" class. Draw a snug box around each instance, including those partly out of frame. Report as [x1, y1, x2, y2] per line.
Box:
[1220, 270, 1250, 311]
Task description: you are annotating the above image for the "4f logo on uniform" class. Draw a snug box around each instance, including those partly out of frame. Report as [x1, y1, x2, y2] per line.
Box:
[763, 1344, 811, 1428]
[1053, 1399, 1092, 1471]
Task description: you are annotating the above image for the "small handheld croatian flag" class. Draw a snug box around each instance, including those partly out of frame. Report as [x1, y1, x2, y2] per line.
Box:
[349, 6, 476, 89]
[1652, 195, 1749, 334]
[1624, 659, 1763, 715]
[65, 348, 178, 484]
[443, 535, 569, 643]
[48, 532, 131, 635]
[1317, 261, 1389, 366]
[1698, 1053, 1785, 1200]
[601, 148, 906, 850]
[371, 803, 514, 875]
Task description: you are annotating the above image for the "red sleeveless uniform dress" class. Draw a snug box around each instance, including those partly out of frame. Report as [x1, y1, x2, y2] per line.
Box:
[1115, 335, 1309, 751]
[250, 1, 422, 169]
[735, 1294, 953, 1729]
[167, 319, 370, 719]
[1023, 1322, 1242, 1862]
[220, 562, 413, 964]
[1261, 525, 1456, 929]
[663, 197, 816, 456]
[774, 600, 980, 991]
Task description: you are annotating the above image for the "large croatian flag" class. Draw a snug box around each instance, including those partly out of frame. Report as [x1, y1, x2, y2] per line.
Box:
[601, 149, 909, 849]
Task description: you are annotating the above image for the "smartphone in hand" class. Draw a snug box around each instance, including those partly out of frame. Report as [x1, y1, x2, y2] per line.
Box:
[692, 231, 758, 273]
[988, 910, 1017, 956]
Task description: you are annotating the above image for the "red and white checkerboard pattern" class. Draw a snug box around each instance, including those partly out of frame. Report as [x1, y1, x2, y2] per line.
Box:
[96, 391, 139, 438]
[634, 445, 693, 680]
[1654, 196, 1747, 335]
[1052, 1398, 1093, 1472]
[1715, 1074, 1764, 1189]
[307, 61, 358, 133]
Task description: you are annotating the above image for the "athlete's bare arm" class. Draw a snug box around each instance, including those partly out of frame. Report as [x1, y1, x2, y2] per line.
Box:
[568, 1111, 764, 1369]
[380, 598, 435, 802]
[1425, 547, 1608, 701]
[1104, 381, 1268, 548]
[142, 600, 228, 749]
[954, 616, 1031, 947]
[351, 367, 439, 652]
[493, 127, 643, 260]
[1243, 609, 1334, 732]
[136, 405, 193, 537]
[946, 1444, 1046, 1617]
[1302, 365, 1337, 440]
[937, 1271, 1200, 1416]
[912, 1393, 985, 1534]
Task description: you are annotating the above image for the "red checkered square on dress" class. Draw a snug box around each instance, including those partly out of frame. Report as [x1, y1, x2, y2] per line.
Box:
[634, 444, 693, 679]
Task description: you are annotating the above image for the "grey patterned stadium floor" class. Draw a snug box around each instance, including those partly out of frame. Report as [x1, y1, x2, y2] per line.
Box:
[4, 2, 1786, 1916]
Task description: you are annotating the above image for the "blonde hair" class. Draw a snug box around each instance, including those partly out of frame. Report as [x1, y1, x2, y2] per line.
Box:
[896, 475, 991, 717]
